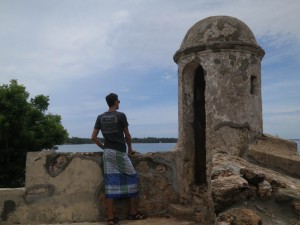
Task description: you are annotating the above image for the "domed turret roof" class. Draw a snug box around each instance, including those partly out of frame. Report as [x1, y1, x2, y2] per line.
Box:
[181, 16, 257, 48]
[174, 16, 264, 62]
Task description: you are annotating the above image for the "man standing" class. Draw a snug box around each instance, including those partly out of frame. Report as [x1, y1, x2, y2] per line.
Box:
[92, 93, 146, 225]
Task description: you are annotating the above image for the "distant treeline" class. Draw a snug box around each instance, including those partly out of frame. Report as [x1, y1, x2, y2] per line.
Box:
[65, 137, 178, 144]
[132, 137, 177, 143]
[65, 137, 94, 144]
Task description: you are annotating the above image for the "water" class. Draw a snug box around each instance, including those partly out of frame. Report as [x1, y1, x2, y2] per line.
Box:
[58, 140, 300, 154]
[58, 143, 176, 154]
[293, 140, 300, 154]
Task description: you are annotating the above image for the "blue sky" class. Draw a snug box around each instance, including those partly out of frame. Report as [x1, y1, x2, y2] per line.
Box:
[1, 0, 300, 139]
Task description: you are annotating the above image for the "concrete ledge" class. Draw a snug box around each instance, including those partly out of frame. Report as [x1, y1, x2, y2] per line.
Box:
[0, 188, 25, 223]
[248, 148, 300, 179]
[3, 217, 195, 225]
[247, 134, 300, 178]
[251, 134, 299, 157]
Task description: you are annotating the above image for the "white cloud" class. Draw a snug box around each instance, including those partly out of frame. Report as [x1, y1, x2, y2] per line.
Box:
[0, 0, 300, 138]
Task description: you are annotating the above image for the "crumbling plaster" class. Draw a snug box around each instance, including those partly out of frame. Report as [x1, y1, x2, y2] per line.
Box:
[0, 151, 179, 224]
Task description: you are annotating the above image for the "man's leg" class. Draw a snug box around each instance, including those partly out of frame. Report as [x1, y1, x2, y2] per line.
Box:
[128, 197, 147, 219]
[106, 198, 114, 219]
[129, 197, 137, 215]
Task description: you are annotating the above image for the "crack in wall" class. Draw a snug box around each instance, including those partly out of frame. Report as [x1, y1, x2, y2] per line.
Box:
[214, 121, 250, 131]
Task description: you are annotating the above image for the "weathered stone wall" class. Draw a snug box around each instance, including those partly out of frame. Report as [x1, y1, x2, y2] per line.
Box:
[5, 151, 103, 224]
[0, 188, 24, 223]
[248, 134, 300, 178]
[0, 150, 179, 224]
[1, 143, 300, 224]
[204, 51, 263, 155]
[212, 152, 300, 225]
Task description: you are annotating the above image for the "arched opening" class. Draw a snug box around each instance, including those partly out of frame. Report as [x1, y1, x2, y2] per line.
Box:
[194, 66, 206, 185]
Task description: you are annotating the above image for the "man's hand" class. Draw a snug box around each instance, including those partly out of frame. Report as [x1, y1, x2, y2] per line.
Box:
[92, 128, 104, 150]
[98, 142, 105, 149]
[128, 150, 135, 155]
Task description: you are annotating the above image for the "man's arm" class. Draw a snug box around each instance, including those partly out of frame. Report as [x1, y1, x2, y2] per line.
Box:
[91, 128, 105, 149]
[124, 126, 135, 154]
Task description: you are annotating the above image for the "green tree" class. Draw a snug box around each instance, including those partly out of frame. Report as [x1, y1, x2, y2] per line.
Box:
[0, 80, 68, 187]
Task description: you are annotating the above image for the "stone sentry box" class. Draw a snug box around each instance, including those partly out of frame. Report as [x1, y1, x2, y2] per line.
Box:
[173, 16, 265, 196]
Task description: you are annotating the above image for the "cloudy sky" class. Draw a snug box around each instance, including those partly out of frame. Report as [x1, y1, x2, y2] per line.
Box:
[1, 0, 300, 139]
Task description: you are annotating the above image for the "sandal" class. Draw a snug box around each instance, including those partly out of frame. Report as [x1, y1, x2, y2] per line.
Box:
[107, 216, 119, 225]
[127, 211, 147, 220]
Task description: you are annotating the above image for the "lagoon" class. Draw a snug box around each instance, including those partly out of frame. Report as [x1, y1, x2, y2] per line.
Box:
[58, 140, 300, 154]
[58, 142, 176, 154]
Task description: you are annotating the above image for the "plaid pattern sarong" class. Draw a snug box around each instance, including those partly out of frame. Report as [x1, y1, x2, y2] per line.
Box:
[103, 149, 139, 199]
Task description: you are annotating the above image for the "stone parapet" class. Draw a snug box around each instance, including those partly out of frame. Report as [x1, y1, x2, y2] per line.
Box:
[0, 188, 25, 223]
[248, 134, 300, 178]
[1, 151, 179, 224]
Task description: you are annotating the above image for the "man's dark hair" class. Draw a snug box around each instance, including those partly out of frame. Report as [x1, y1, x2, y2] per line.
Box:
[106, 93, 118, 107]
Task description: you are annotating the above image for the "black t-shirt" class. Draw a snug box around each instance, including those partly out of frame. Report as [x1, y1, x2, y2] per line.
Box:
[94, 111, 128, 152]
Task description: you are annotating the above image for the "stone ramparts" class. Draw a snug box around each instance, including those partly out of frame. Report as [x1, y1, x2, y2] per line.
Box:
[0, 150, 179, 224]
[1, 139, 300, 224]
[248, 134, 300, 178]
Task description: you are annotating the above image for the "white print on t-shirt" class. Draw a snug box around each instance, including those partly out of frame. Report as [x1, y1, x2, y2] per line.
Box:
[101, 115, 118, 134]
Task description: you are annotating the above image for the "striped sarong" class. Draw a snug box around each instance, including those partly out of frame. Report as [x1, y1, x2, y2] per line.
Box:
[103, 149, 139, 199]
